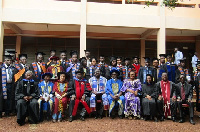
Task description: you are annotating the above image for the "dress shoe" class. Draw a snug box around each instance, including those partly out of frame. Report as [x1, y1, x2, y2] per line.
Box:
[172, 117, 176, 122]
[190, 118, 195, 125]
[119, 115, 123, 119]
[144, 116, 148, 121]
[99, 115, 103, 119]
[0, 112, 2, 118]
[69, 116, 73, 122]
[52, 119, 56, 123]
[160, 116, 164, 121]
[80, 116, 85, 121]
[179, 118, 185, 123]
[154, 117, 158, 122]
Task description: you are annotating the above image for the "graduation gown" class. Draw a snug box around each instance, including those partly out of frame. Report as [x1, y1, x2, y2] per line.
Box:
[14, 63, 30, 83]
[0, 64, 16, 113]
[97, 63, 109, 78]
[66, 62, 80, 80]
[142, 83, 157, 116]
[67, 78, 91, 117]
[30, 62, 47, 82]
[47, 65, 64, 79]
[194, 71, 200, 111]
[132, 63, 141, 77]
[156, 81, 177, 118]
[175, 67, 193, 84]
[165, 62, 177, 83]
[137, 66, 155, 84]
[16, 79, 40, 124]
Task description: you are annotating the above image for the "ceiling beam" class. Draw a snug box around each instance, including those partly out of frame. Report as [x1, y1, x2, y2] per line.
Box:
[4, 23, 22, 34]
[141, 29, 158, 39]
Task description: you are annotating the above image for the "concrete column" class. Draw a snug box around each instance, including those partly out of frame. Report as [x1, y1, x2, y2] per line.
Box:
[16, 35, 21, 57]
[0, 0, 4, 62]
[157, 0, 166, 58]
[122, 0, 125, 4]
[80, 0, 87, 57]
[196, 36, 200, 58]
[140, 39, 145, 65]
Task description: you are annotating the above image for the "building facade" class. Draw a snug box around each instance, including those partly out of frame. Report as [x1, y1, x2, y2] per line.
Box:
[0, 0, 200, 67]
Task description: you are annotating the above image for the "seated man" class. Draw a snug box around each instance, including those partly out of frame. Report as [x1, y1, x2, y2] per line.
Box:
[38, 73, 54, 121]
[156, 72, 177, 121]
[67, 70, 91, 122]
[106, 69, 124, 119]
[15, 70, 40, 126]
[176, 74, 195, 125]
[89, 69, 109, 119]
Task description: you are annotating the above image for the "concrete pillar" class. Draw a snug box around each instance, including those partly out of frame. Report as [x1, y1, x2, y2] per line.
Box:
[16, 35, 21, 57]
[80, 0, 87, 57]
[122, 0, 125, 4]
[0, 0, 4, 62]
[140, 39, 145, 65]
[196, 36, 200, 58]
[157, 0, 166, 58]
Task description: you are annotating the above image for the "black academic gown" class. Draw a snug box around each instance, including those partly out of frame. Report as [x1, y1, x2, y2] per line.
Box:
[15, 79, 40, 125]
[79, 66, 90, 81]
[137, 66, 156, 84]
[142, 83, 157, 116]
[164, 62, 177, 83]
[176, 82, 194, 118]
[67, 79, 91, 117]
[0, 64, 16, 114]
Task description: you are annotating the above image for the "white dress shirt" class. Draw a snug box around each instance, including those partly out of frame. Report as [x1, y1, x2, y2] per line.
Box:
[174, 51, 183, 65]
[191, 55, 198, 68]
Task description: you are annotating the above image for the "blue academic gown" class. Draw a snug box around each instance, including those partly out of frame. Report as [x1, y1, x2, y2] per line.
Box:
[106, 78, 125, 115]
[38, 81, 54, 120]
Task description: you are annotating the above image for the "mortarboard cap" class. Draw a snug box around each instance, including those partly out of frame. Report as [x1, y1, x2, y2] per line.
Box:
[116, 56, 122, 60]
[84, 50, 90, 53]
[132, 56, 140, 60]
[99, 55, 105, 57]
[166, 53, 173, 58]
[50, 50, 56, 52]
[159, 54, 166, 58]
[110, 56, 116, 62]
[19, 54, 27, 59]
[124, 57, 131, 62]
[60, 50, 67, 54]
[35, 52, 46, 56]
[90, 56, 97, 62]
[70, 50, 78, 57]
[143, 57, 151, 62]
[7, 50, 17, 55]
[4, 55, 12, 59]
[79, 57, 87, 62]
[152, 57, 159, 62]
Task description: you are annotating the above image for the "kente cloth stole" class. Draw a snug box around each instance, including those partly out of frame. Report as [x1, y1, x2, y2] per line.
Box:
[89, 65, 99, 77]
[178, 67, 188, 75]
[71, 63, 80, 78]
[1, 67, 7, 99]
[32, 62, 46, 77]
[122, 67, 131, 79]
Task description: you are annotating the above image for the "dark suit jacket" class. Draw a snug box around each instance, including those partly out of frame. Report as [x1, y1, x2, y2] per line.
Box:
[176, 82, 193, 101]
[156, 81, 176, 98]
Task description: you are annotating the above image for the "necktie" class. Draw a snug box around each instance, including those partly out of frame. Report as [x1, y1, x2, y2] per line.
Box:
[8, 67, 12, 80]
[181, 85, 185, 101]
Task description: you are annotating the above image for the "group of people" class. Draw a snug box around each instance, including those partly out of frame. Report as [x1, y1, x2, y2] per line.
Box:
[0, 48, 199, 126]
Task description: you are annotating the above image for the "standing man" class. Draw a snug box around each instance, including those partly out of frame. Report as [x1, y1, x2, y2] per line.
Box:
[132, 56, 141, 77]
[165, 53, 177, 83]
[156, 72, 177, 122]
[176, 74, 195, 125]
[66, 50, 80, 80]
[191, 52, 199, 72]
[122, 58, 133, 80]
[152, 57, 160, 83]
[175, 58, 193, 84]
[137, 57, 155, 84]
[30, 52, 47, 82]
[193, 61, 200, 113]
[14, 54, 29, 83]
[0, 55, 16, 117]
[84, 50, 91, 67]
[116, 56, 123, 69]
[174, 48, 183, 65]
[158, 54, 168, 82]
[59, 50, 69, 71]
[98, 55, 108, 78]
